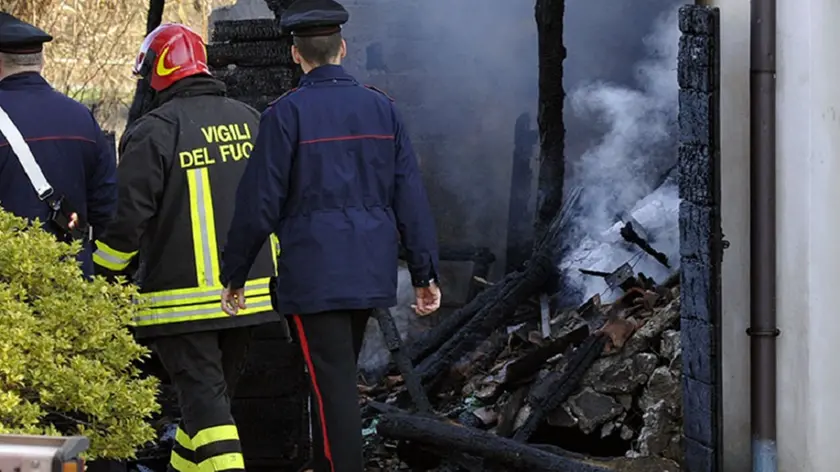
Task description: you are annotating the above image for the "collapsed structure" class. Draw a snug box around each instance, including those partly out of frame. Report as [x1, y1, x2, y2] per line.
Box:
[120, 0, 699, 470]
[357, 190, 684, 472]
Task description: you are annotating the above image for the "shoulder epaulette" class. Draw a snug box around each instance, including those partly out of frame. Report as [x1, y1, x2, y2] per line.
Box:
[268, 87, 300, 107]
[364, 84, 394, 102]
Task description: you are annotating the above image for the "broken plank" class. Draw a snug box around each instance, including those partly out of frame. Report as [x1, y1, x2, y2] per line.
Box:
[376, 412, 611, 472]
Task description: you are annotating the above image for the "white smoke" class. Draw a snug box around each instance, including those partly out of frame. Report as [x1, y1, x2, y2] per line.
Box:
[560, 7, 681, 303]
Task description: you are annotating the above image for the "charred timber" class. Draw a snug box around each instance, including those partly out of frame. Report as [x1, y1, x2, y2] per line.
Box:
[502, 324, 590, 387]
[410, 191, 580, 386]
[619, 222, 670, 268]
[125, 0, 165, 131]
[377, 412, 610, 472]
[407, 270, 516, 364]
[415, 253, 554, 386]
[533, 0, 567, 244]
[399, 245, 495, 305]
[506, 112, 539, 273]
[372, 308, 432, 413]
[513, 334, 608, 442]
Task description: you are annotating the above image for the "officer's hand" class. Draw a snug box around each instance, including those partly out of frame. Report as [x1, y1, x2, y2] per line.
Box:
[221, 285, 246, 316]
[412, 282, 441, 316]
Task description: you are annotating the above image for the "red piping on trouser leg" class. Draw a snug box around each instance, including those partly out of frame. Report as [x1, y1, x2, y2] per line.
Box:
[293, 315, 335, 472]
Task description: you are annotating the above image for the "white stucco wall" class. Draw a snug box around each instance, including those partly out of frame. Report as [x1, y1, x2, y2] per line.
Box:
[780, 1, 840, 470]
[707, 0, 751, 469]
[715, 0, 840, 469]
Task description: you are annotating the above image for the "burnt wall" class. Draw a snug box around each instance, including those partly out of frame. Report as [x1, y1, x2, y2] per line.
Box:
[677, 6, 722, 472]
[340, 0, 539, 277]
[533, 0, 565, 243]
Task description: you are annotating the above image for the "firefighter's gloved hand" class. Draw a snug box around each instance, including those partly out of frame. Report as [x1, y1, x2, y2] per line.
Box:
[412, 282, 441, 316]
[221, 285, 246, 316]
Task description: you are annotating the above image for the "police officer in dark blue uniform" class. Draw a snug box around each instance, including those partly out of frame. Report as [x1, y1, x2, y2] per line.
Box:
[0, 13, 117, 277]
[219, 0, 441, 470]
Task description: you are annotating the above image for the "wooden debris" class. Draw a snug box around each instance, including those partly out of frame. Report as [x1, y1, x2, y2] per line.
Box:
[377, 412, 611, 472]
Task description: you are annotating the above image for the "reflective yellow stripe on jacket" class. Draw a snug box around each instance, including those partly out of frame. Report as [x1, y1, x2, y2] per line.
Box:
[187, 167, 220, 287]
[134, 278, 272, 326]
[93, 240, 138, 271]
[132, 167, 276, 327]
[270, 233, 280, 271]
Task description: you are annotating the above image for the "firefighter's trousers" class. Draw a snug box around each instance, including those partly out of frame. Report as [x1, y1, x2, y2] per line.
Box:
[151, 327, 253, 472]
[290, 309, 372, 472]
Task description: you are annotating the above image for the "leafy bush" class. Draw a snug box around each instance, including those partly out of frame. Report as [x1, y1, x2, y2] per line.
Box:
[0, 209, 160, 459]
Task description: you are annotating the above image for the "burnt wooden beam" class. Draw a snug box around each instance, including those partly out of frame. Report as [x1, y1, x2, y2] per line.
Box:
[407, 270, 517, 364]
[512, 334, 608, 442]
[502, 324, 590, 387]
[377, 412, 610, 472]
[533, 0, 567, 244]
[414, 253, 555, 386]
[409, 189, 581, 384]
[506, 112, 539, 273]
[125, 0, 166, 131]
[372, 308, 432, 413]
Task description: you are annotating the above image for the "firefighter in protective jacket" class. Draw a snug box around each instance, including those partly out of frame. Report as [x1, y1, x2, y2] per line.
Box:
[93, 23, 279, 472]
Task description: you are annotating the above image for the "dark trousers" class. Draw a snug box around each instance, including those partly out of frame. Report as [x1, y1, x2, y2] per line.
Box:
[289, 309, 372, 472]
[151, 327, 253, 472]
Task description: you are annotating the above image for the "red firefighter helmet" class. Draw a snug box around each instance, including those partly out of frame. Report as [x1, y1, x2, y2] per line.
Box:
[133, 23, 210, 91]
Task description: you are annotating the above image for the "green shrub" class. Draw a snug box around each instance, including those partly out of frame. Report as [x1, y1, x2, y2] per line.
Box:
[0, 209, 160, 459]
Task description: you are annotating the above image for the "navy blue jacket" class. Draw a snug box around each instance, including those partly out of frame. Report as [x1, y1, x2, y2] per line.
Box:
[220, 65, 439, 315]
[0, 72, 117, 276]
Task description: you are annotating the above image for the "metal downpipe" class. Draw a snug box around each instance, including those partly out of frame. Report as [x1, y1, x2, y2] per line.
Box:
[749, 0, 778, 470]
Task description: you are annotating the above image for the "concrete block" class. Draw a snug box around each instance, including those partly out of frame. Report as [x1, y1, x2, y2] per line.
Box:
[678, 5, 720, 36]
[679, 144, 715, 206]
[682, 318, 715, 384]
[684, 436, 715, 472]
[679, 34, 715, 68]
[679, 201, 719, 261]
[678, 90, 714, 145]
[682, 376, 715, 447]
[680, 258, 714, 325]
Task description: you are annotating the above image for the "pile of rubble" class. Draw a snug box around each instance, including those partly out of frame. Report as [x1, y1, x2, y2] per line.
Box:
[358, 200, 684, 472]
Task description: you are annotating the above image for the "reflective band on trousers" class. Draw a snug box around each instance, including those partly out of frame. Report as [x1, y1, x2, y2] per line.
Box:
[198, 453, 245, 472]
[187, 167, 219, 288]
[193, 425, 244, 472]
[192, 425, 239, 448]
[169, 451, 197, 472]
[92, 240, 138, 271]
[138, 278, 271, 308]
[134, 295, 273, 326]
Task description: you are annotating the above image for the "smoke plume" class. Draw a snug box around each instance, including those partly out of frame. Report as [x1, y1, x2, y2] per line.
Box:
[341, 0, 539, 277]
[344, 0, 539, 376]
[559, 7, 681, 303]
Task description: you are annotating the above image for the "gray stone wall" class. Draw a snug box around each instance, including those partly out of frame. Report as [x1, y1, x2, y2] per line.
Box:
[677, 6, 722, 472]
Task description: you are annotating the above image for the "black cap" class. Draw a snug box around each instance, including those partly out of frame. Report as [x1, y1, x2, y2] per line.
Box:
[0, 13, 52, 54]
[280, 0, 349, 37]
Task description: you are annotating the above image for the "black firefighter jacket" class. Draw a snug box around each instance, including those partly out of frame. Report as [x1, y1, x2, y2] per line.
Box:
[94, 77, 279, 338]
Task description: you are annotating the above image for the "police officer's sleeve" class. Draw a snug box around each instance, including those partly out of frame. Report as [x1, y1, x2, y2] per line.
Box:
[220, 106, 293, 290]
[86, 117, 118, 231]
[93, 118, 167, 277]
[391, 106, 440, 287]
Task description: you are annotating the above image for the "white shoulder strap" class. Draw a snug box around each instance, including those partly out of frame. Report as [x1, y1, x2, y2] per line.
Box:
[0, 104, 53, 200]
